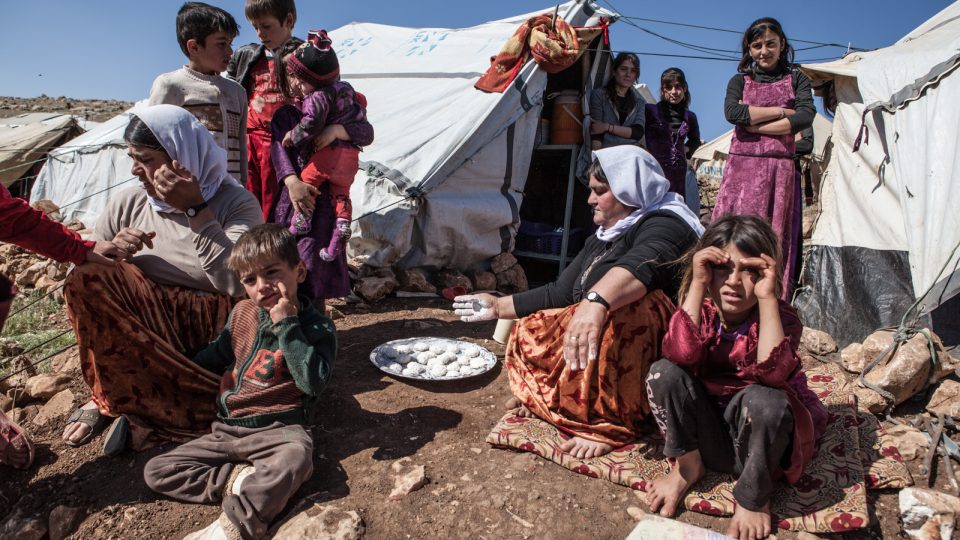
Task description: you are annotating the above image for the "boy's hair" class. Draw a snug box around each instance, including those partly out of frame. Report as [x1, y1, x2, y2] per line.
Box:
[245, 0, 296, 25]
[176, 2, 240, 57]
[228, 224, 301, 275]
[678, 214, 783, 301]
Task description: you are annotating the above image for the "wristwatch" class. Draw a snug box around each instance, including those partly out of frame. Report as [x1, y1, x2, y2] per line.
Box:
[585, 291, 610, 310]
[185, 201, 209, 218]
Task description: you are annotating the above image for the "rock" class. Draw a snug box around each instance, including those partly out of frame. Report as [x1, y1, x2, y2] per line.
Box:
[352, 276, 397, 302]
[9, 405, 40, 425]
[885, 424, 930, 461]
[24, 373, 72, 400]
[927, 380, 960, 419]
[0, 393, 11, 412]
[33, 275, 60, 294]
[626, 506, 645, 520]
[855, 387, 888, 414]
[800, 327, 837, 356]
[62, 219, 85, 232]
[48, 505, 84, 540]
[841, 342, 866, 374]
[0, 509, 47, 540]
[490, 253, 518, 274]
[396, 268, 436, 294]
[496, 264, 528, 294]
[436, 269, 473, 292]
[389, 457, 428, 500]
[370, 267, 395, 281]
[272, 504, 364, 540]
[0, 338, 24, 356]
[30, 199, 61, 221]
[326, 306, 345, 320]
[900, 487, 960, 540]
[857, 329, 957, 408]
[31, 389, 75, 427]
[45, 262, 68, 281]
[51, 350, 81, 374]
[466, 270, 497, 292]
[16, 261, 47, 288]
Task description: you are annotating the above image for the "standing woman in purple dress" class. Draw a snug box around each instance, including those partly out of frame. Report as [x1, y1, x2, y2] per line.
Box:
[712, 17, 814, 301]
[644, 68, 702, 205]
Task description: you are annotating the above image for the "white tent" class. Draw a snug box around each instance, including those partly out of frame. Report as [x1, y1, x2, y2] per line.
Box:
[338, 1, 615, 269]
[793, 2, 960, 346]
[30, 104, 144, 227]
[0, 112, 84, 189]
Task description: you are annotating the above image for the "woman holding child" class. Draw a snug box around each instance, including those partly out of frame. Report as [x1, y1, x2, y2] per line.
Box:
[61, 104, 263, 451]
[455, 146, 701, 458]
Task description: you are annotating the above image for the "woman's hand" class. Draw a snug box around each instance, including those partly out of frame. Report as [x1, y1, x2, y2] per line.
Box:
[84, 241, 124, 265]
[282, 132, 295, 148]
[110, 228, 156, 260]
[153, 161, 204, 212]
[283, 175, 320, 215]
[564, 301, 607, 372]
[741, 254, 778, 301]
[589, 120, 609, 136]
[452, 293, 498, 322]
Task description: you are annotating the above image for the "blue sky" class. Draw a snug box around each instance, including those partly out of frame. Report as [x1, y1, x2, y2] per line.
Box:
[0, 0, 950, 139]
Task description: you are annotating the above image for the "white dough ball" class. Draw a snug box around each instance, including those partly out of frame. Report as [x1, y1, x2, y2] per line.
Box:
[397, 354, 413, 365]
[459, 365, 475, 376]
[413, 342, 430, 352]
[415, 352, 434, 364]
[427, 356, 445, 368]
[463, 347, 481, 358]
[382, 347, 398, 359]
[405, 363, 426, 375]
[445, 344, 460, 354]
[437, 352, 457, 365]
[469, 357, 487, 370]
[395, 344, 412, 354]
[387, 363, 402, 372]
[429, 365, 447, 377]
[429, 342, 447, 354]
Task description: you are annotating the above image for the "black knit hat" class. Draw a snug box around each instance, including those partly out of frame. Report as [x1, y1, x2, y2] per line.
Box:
[286, 30, 340, 87]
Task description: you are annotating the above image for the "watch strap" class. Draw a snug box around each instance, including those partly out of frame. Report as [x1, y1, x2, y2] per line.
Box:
[586, 291, 610, 310]
[186, 201, 209, 217]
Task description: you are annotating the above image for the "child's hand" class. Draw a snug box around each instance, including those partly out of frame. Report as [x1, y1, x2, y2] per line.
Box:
[282, 132, 294, 148]
[691, 247, 730, 290]
[316, 124, 349, 150]
[741, 254, 778, 301]
[270, 282, 299, 323]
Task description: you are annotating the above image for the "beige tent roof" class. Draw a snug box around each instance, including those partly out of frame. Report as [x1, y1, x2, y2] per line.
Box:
[691, 113, 833, 162]
[0, 113, 82, 188]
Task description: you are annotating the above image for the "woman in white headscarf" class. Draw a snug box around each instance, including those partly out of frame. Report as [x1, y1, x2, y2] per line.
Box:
[61, 105, 263, 452]
[455, 146, 702, 458]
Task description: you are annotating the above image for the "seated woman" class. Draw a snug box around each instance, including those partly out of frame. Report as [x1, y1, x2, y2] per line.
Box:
[589, 52, 647, 151]
[454, 146, 702, 458]
[61, 104, 264, 450]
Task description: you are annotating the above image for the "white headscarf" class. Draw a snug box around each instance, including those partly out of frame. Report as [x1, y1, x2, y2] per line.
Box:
[592, 146, 704, 241]
[132, 104, 241, 213]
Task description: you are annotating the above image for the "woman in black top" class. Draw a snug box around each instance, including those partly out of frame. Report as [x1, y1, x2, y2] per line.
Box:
[454, 146, 701, 458]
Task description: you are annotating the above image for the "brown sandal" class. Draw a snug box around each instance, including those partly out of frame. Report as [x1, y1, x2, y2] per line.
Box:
[64, 407, 110, 448]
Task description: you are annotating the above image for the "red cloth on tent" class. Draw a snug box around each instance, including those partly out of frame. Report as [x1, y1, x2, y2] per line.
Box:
[475, 15, 603, 93]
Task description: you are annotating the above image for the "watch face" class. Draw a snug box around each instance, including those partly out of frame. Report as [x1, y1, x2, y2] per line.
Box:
[186, 208, 197, 217]
[587, 292, 598, 300]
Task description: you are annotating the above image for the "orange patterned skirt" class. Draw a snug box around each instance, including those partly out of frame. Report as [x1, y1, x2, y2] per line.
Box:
[64, 262, 232, 449]
[505, 291, 674, 446]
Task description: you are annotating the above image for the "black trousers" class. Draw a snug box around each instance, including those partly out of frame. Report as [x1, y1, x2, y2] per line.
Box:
[645, 359, 794, 511]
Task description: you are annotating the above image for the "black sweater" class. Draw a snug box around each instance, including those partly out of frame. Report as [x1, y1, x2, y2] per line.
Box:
[723, 67, 815, 134]
[512, 211, 698, 316]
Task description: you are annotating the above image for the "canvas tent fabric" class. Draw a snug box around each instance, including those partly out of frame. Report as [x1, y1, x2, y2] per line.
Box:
[339, 1, 615, 269]
[794, 1, 960, 346]
[0, 113, 83, 188]
[30, 104, 144, 227]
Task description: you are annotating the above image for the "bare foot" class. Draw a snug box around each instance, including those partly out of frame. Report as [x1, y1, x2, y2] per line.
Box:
[61, 400, 100, 444]
[504, 397, 533, 417]
[646, 450, 705, 517]
[726, 502, 772, 540]
[559, 436, 613, 459]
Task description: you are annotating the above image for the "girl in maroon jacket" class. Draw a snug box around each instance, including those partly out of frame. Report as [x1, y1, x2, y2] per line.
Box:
[0, 184, 121, 469]
[644, 215, 826, 540]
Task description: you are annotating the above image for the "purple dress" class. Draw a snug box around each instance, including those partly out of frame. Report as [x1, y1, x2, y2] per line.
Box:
[269, 105, 351, 301]
[712, 74, 798, 301]
[644, 103, 699, 197]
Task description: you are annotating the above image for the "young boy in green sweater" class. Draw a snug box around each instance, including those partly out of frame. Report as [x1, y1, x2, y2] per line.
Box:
[143, 223, 335, 540]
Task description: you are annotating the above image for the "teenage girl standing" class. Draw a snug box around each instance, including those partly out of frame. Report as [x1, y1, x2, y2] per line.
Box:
[712, 17, 814, 300]
[645, 68, 702, 202]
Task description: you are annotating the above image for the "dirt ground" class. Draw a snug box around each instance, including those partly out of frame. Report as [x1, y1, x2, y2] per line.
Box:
[0, 295, 931, 540]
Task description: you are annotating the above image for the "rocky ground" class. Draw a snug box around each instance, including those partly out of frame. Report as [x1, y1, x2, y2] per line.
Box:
[0, 96, 134, 123]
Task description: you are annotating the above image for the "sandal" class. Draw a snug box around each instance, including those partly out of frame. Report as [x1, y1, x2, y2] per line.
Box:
[63, 407, 110, 448]
[102, 416, 129, 457]
[0, 410, 34, 469]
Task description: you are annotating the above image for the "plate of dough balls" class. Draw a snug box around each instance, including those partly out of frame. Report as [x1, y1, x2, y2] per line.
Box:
[370, 337, 498, 380]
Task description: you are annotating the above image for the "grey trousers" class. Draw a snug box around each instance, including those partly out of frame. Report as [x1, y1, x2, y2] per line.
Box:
[645, 359, 794, 511]
[144, 421, 314, 540]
